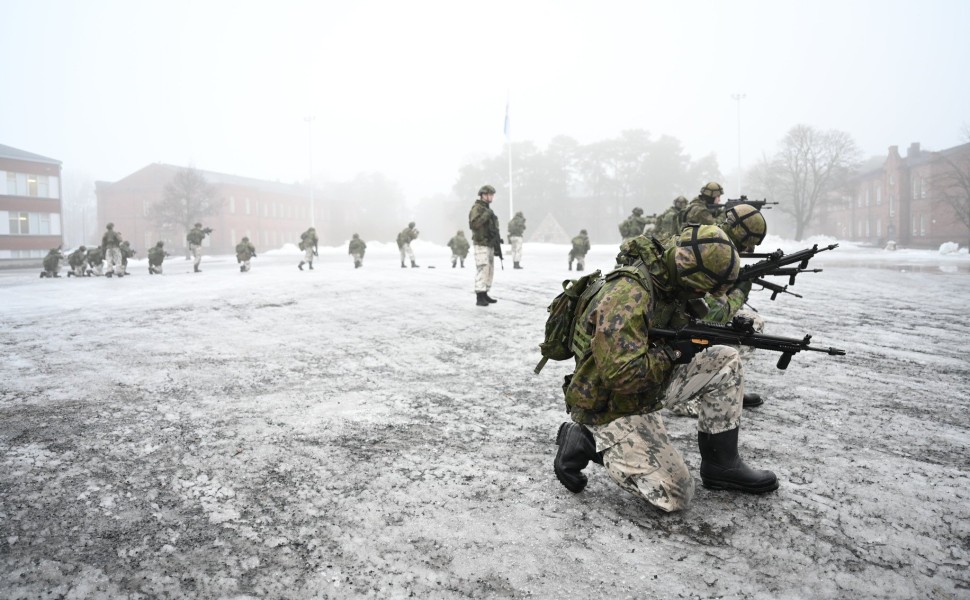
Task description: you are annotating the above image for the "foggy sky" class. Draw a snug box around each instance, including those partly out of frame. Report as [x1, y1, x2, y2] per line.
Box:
[2, 0, 968, 206]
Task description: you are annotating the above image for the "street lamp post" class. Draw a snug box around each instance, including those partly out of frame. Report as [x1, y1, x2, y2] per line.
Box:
[731, 93, 746, 194]
[304, 115, 315, 227]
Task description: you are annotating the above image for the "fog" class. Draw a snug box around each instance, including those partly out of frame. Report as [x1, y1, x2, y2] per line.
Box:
[3, 0, 970, 241]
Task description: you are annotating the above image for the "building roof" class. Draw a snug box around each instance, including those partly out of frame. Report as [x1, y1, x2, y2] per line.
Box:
[0, 143, 61, 165]
[101, 163, 309, 197]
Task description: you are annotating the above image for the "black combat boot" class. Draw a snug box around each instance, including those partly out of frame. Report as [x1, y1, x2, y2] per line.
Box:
[698, 428, 778, 493]
[554, 422, 603, 493]
[308, 262, 314, 270]
[67, 271, 74, 278]
[298, 261, 304, 270]
[513, 261, 521, 269]
[452, 260, 456, 268]
[476, 292, 489, 306]
[194, 265, 201, 273]
[484, 292, 497, 303]
[240, 265, 245, 272]
[743, 392, 764, 408]
[411, 260, 419, 268]
[568, 261, 572, 271]
[460, 259, 465, 268]
[401, 261, 407, 268]
[106, 271, 113, 278]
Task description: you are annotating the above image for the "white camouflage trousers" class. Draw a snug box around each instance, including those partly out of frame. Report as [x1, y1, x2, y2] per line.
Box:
[351, 252, 363, 267]
[303, 246, 315, 264]
[509, 236, 523, 262]
[190, 244, 203, 268]
[399, 243, 415, 264]
[104, 247, 124, 276]
[473, 244, 494, 292]
[588, 345, 744, 512]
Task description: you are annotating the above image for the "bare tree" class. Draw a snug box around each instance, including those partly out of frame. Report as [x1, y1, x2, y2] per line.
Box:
[759, 125, 861, 240]
[148, 168, 221, 253]
[929, 126, 970, 248]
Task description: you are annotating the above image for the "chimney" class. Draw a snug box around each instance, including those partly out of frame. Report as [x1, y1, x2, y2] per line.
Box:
[907, 142, 921, 158]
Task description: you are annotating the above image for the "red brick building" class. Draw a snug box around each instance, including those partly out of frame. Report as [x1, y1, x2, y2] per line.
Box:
[0, 144, 63, 262]
[96, 164, 328, 255]
[814, 142, 970, 248]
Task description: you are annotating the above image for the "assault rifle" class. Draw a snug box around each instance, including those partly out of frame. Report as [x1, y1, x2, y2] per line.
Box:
[650, 314, 845, 370]
[494, 237, 504, 270]
[718, 195, 779, 213]
[736, 243, 838, 298]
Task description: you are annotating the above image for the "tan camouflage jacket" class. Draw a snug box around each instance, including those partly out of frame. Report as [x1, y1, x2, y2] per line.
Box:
[683, 196, 717, 225]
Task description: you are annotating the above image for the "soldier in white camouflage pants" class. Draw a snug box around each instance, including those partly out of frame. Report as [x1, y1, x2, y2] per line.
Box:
[474, 245, 494, 293]
[587, 345, 743, 512]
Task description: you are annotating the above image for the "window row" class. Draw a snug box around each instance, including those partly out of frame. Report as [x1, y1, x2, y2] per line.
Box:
[2, 211, 62, 235]
[227, 196, 310, 220]
[1, 171, 60, 199]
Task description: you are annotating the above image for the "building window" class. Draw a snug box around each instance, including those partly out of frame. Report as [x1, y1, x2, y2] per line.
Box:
[9, 212, 29, 234]
[920, 214, 927, 237]
[912, 178, 919, 199]
[912, 215, 919, 237]
[864, 188, 870, 206]
[876, 187, 882, 205]
[888, 174, 894, 186]
[876, 218, 881, 238]
[889, 193, 895, 217]
[245, 197, 251, 215]
[920, 176, 926, 198]
[229, 196, 236, 214]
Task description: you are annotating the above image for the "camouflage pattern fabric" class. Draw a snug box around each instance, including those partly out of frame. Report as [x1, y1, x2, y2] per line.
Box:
[303, 245, 315, 263]
[468, 200, 499, 246]
[447, 234, 470, 258]
[348, 238, 366, 256]
[104, 247, 124, 276]
[473, 245, 494, 292]
[683, 196, 717, 225]
[190, 244, 203, 269]
[86, 248, 104, 275]
[508, 213, 526, 237]
[655, 206, 682, 239]
[186, 226, 207, 246]
[399, 242, 415, 264]
[350, 252, 364, 267]
[102, 229, 122, 249]
[510, 236, 523, 262]
[42, 249, 63, 275]
[588, 345, 744, 512]
[619, 214, 650, 240]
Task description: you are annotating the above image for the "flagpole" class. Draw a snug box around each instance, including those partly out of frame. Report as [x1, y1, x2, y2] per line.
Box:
[505, 93, 513, 219]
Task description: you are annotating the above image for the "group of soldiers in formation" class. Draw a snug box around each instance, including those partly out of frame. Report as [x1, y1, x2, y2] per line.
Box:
[36, 180, 823, 514]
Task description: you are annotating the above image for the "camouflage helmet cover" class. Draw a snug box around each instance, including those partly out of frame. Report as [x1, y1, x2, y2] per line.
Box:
[242, 236, 249, 242]
[673, 224, 739, 294]
[195, 222, 202, 227]
[722, 204, 767, 251]
[479, 184, 496, 196]
[408, 221, 416, 228]
[457, 229, 464, 235]
[580, 229, 588, 234]
[352, 233, 359, 238]
[632, 207, 644, 216]
[79, 245, 87, 251]
[156, 241, 164, 247]
[700, 182, 724, 198]
[674, 195, 688, 208]
[106, 222, 114, 229]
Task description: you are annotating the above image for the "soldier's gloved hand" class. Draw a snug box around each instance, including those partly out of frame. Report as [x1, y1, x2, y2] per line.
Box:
[665, 340, 698, 365]
[732, 279, 753, 297]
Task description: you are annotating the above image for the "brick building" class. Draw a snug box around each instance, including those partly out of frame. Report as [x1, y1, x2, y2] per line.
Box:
[814, 142, 970, 248]
[95, 164, 327, 256]
[0, 144, 63, 262]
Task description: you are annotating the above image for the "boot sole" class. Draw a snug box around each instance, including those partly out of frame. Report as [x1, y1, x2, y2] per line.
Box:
[701, 477, 779, 494]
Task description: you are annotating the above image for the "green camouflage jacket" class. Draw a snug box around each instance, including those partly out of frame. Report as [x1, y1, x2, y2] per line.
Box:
[186, 226, 207, 245]
[43, 249, 63, 271]
[396, 226, 418, 247]
[148, 246, 166, 265]
[348, 238, 366, 255]
[235, 241, 256, 261]
[566, 238, 691, 426]
[683, 196, 717, 225]
[618, 215, 650, 238]
[468, 199, 499, 246]
[447, 234, 470, 256]
[102, 229, 123, 249]
[569, 234, 590, 257]
[68, 248, 87, 267]
[86, 247, 103, 264]
[508, 214, 526, 237]
[655, 206, 682, 239]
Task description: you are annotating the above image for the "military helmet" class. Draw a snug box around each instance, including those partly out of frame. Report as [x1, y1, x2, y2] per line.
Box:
[580, 229, 588, 235]
[242, 236, 249, 242]
[457, 229, 464, 235]
[674, 195, 688, 209]
[352, 233, 359, 238]
[478, 184, 496, 196]
[106, 222, 114, 229]
[156, 241, 164, 247]
[308, 227, 316, 231]
[408, 221, 416, 228]
[673, 224, 740, 294]
[722, 204, 767, 251]
[700, 182, 724, 198]
[79, 245, 87, 251]
[194, 222, 202, 228]
[632, 207, 644, 216]
[515, 211, 523, 217]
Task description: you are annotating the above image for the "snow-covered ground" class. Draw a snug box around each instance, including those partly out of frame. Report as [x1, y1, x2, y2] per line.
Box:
[1, 238, 969, 599]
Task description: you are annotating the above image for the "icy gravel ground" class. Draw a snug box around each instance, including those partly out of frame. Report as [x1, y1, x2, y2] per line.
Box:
[1, 239, 968, 599]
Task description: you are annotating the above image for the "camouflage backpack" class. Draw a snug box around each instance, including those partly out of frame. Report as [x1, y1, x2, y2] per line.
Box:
[534, 269, 605, 374]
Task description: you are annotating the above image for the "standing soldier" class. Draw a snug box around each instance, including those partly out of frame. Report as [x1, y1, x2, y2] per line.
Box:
[397, 222, 420, 268]
[656, 196, 689, 240]
[508, 211, 526, 269]
[298, 226, 318, 270]
[683, 182, 724, 225]
[40, 246, 65, 278]
[148, 241, 168, 274]
[66, 245, 88, 277]
[235, 236, 257, 272]
[348, 233, 366, 268]
[447, 230, 470, 268]
[120, 240, 135, 275]
[86, 245, 104, 276]
[553, 225, 777, 511]
[186, 222, 211, 273]
[468, 185, 501, 306]
[568, 229, 591, 271]
[618, 207, 650, 241]
[102, 222, 125, 278]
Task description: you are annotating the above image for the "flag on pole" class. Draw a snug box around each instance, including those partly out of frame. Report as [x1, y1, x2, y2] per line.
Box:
[503, 99, 510, 141]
